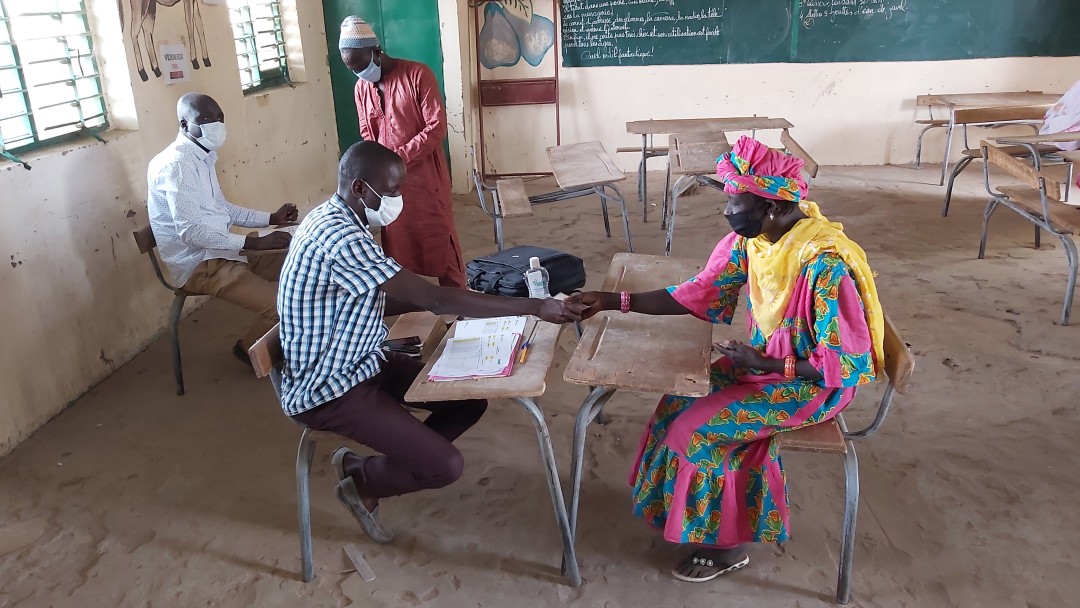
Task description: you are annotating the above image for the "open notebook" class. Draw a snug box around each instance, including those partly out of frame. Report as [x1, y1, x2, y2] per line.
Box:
[427, 316, 529, 381]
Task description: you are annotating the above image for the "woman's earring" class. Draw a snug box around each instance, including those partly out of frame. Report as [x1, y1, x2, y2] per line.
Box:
[769, 212, 775, 220]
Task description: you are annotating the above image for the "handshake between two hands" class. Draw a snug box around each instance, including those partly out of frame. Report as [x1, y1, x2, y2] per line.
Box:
[533, 291, 611, 325]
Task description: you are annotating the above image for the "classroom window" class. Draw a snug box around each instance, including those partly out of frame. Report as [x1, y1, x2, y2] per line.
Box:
[0, 0, 108, 153]
[228, 0, 290, 94]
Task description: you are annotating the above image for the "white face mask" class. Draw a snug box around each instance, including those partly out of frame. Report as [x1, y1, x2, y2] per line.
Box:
[353, 54, 382, 83]
[195, 121, 227, 150]
[362, 181, 403, 227]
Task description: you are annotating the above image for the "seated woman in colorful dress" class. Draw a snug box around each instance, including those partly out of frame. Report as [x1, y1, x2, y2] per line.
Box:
[569, 136, 885, 583]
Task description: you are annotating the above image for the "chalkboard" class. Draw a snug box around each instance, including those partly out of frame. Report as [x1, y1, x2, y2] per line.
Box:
[560, 0, 1080, 67]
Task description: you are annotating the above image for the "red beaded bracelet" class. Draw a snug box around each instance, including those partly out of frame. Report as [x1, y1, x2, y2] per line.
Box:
[620, 291, 631, 313]
[784, 355, 797, 379]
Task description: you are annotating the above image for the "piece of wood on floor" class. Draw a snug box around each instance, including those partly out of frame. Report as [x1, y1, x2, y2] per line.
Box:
[343, 543, 377, 582]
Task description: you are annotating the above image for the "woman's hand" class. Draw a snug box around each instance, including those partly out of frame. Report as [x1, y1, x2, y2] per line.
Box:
[714, 340, 769, 370]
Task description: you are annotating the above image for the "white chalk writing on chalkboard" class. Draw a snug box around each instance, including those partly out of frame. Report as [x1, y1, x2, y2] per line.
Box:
[800, 0, 909, 29]
[561, 0, 724, 65]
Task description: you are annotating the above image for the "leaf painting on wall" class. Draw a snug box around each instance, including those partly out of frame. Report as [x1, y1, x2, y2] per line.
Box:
[476, 0, 554, 69]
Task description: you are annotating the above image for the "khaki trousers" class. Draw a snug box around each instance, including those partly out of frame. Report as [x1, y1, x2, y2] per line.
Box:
[183, 253, 285, 348]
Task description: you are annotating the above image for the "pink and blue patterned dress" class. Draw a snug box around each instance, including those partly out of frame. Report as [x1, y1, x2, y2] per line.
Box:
[631, 232, 877, 547]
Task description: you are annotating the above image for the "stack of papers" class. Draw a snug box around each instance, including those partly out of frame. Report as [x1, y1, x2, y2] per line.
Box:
[428, 316, 529, 382]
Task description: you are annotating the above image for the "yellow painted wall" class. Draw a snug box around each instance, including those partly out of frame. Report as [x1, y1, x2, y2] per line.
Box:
[0, 0, 339, 454]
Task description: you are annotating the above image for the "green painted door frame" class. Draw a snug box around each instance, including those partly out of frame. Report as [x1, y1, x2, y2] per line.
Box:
[322, 0, 447, 155]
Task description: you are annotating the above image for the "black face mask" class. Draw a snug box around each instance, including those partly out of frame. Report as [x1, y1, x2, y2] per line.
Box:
[725, 206, 766, 238]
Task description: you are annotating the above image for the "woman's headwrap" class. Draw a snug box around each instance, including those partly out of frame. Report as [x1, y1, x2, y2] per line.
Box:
[716, 135, 808, 202]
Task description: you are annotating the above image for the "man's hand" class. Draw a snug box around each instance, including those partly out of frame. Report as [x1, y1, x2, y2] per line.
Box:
[566, 291, 613, 321]
[269, 203, 299, 225]
[245, 230, 292, 251]
[714, 340, 768, 369]
[537, 298, 586, 324]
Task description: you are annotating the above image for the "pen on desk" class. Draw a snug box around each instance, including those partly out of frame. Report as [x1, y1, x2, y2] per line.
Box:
[518, 322, 540, 364]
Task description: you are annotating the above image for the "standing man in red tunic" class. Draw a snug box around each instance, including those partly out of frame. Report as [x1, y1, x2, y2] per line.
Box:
[338, 16, 466, 288]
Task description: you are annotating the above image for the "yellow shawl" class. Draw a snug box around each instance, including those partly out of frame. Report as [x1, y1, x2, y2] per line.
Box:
[744, 201, 885, 373]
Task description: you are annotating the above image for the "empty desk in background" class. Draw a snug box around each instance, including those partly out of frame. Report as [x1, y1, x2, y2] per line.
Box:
[625, 117, 793, 222]
[914, 91, 1061, 185]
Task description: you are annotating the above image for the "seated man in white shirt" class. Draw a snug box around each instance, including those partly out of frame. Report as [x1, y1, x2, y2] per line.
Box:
[147, 93, 297, 362]
[277, 141, 585, 543]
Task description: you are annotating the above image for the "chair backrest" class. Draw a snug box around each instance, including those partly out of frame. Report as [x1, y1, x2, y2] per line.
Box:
[132, 224, 185, 292]
[249, 323, 283, 379]
[781, 129, 820, 179]
[953, 104, 1050, 125]
[882, 314, 914, 394]
[981, 141, 1063, 201]
[133, 225, 157, 254]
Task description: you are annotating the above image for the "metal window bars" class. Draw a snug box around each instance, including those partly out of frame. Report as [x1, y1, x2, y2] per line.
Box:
[0, 0, 107, 156]
[228, 0, 289, 93]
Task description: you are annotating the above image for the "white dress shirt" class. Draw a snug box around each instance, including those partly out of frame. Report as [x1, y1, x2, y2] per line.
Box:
[147, 132, 270, 286]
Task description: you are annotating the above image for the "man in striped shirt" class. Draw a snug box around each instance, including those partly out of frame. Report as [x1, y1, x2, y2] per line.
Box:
[278, 141, 583, 542]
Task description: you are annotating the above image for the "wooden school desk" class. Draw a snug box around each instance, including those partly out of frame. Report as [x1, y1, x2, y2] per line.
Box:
[914, 91, 1061, 186]
[561, 253, 712, 575]
[404, 319, 585, 587]
[661, 127, 818, 257]
[663, 132, 733, 256]
[625, 117, 794, 222]
[493, 141, 634, 252]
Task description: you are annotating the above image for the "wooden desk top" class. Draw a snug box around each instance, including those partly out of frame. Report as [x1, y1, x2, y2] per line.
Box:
[564, 253, 712, 397]
[669, 132, 733, 176]
[990, 131, 1080, 145]
[387, 311, 449, 362]
[240, 248, 289, 257]
[923, 92, 1061, 108]
[545, 141, 626, 190]
[405, 319, 563, 402]
[627, 117, 793, 135]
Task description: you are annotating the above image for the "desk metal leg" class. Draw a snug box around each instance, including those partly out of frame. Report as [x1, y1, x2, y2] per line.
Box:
[641, 135, 649, 222]
[567, 387, 617, 539]
[665, 175, 696, 256]
[661, 161, 672, 231]
[939, 119, 956, 186]
[596, 185, 634, 252]
[512, 396, 582, 587]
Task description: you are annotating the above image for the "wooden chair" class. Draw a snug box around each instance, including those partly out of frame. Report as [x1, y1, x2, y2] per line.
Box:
[132, 225, 192, 395]
[941, 106, 1057, 217]
[249, 312, 448, 582]
[977, 141, 1080, 325]
[777, 314, 915, 605]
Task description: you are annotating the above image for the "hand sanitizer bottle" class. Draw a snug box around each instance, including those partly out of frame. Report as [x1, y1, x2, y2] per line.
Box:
[525, 257, 550, 298]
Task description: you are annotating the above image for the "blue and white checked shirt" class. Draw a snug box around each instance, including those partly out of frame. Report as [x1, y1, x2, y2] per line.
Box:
[277, 194, 402, 415]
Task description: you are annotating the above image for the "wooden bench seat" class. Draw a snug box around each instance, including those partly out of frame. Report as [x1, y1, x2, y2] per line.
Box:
[995, 185, 1080, 233]
[915, 119, 948, 126]
[777, 418, 847, 454]
[495, 178, 534, 219]
[961, 144, 1059, 157]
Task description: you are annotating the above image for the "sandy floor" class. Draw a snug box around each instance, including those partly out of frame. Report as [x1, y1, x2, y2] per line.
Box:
[3, 163, 1080, 607]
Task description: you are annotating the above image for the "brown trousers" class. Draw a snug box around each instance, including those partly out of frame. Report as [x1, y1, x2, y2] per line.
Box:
[182, 253, 285, 347]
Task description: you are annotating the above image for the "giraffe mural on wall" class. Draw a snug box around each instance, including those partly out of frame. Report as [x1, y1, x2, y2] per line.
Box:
[118, 0, 212, 82]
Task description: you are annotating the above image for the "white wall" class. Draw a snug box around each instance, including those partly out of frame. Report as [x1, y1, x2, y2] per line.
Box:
[554, 57, 1080, 172]
[0, 0, 339, 454]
